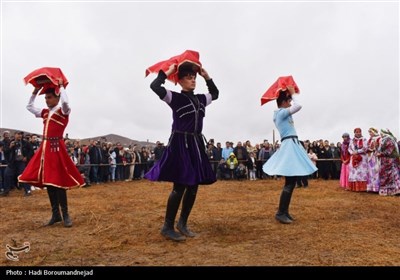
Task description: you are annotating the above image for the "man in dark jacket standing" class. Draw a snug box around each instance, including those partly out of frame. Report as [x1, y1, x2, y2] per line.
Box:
[1, 131, 33, 196]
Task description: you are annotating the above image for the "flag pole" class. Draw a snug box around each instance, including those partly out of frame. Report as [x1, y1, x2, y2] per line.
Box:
[273, 129, 275, 149]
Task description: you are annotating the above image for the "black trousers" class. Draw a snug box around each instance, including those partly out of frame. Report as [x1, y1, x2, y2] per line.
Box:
[47, 186, 69, 218]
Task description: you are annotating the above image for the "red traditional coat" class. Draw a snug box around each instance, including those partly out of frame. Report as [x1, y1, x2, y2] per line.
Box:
[18, 108, 84, 189]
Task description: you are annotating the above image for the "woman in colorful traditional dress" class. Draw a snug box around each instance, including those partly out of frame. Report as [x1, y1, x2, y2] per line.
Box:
[348, 128, 369, 192]
[377, 129, 400, 196]
[366, 128, 381, 193]
[339, 132, 351, 189]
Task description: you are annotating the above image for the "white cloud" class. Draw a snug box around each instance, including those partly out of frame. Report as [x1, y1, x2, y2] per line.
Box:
[1, 1, 399, 145]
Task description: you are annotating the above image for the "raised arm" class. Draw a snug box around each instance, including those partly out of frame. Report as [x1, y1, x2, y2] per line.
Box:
[289, 94, 302, 115]
[150, 64, 176, 100]
[200, 68, 219, 101]
[26, 87, 42, 117]
[59, 86, 71, 115]
[287, 86, 302, 115]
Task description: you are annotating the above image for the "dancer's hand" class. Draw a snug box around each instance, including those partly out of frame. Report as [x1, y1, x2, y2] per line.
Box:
[32, 87, 41, 95]
[57, 78, 64, 87]
[199, 67, 210, 80]
[287, 85, 295, 95]
[165, 63, 177, 76]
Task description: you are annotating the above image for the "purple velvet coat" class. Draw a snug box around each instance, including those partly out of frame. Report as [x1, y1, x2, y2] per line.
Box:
[145, 73, 218, 186]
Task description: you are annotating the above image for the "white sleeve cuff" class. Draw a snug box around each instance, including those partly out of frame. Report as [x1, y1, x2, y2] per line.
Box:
[162, 90, 173, 104]
[205, 93, 212, 106]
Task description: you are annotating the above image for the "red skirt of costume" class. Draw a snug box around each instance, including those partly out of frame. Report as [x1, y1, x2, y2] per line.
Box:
[18, 108, 84, 189]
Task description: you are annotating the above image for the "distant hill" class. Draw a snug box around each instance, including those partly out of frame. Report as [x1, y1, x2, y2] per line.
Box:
[78, 134, 155, 147]
[0, 128, 154, 148]
[0, 128, 37, 138]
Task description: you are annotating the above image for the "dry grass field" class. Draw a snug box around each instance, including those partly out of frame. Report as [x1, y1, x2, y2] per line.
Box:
[1, 179, 399, 267]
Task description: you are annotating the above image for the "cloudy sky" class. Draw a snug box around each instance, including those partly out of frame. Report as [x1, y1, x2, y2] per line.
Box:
[1, 0, 399, 146]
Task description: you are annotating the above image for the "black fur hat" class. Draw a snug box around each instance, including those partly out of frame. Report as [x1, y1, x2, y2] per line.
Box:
[43, 87, 56, 94]
[178, 62, 200, 80]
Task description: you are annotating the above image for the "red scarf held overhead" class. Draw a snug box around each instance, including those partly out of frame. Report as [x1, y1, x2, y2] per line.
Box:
[260, 76, 300, 105]
[145, 50, 201, 84]
[24, 67, 69, 95]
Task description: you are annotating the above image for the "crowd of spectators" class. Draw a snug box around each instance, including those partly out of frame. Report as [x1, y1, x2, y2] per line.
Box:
[0, 130, 349, 197]
[2, 128, 399, 198]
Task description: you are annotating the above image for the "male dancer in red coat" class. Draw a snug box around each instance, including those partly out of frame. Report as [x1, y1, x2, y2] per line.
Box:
[19, 81, 84, 227]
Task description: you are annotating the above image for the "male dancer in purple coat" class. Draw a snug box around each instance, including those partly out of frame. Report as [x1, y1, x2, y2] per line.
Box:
[145, 62, 219, 241]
